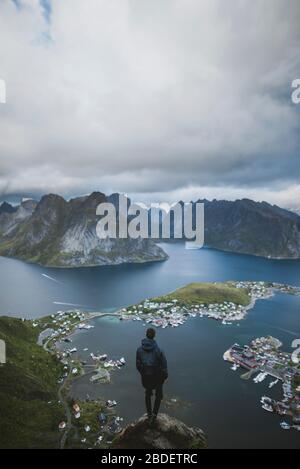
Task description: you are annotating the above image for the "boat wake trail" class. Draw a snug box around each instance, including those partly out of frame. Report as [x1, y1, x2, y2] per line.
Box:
[42, 274, 61, 284]
[271, 326, 300, 337]
[260, 321, 299, 337]
[53, 301, 95, 310]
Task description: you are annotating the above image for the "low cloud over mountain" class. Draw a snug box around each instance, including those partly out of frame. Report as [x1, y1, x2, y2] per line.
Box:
[0, 1, 300, 207]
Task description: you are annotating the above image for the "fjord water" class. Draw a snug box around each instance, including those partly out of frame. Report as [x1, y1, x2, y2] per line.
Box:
[1, 243, 300, 448]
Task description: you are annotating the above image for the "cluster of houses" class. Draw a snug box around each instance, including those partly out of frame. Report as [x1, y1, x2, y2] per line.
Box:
[90, 354, 126, 369]
[121, 299, 187, 328]
[59, 400, 123, 447]
[121, 295, 247, 327]
[235, 281, 300, 300]
[225, 336, 300, 431]
[36, 310, 90, 347]
[90, 355, 126, 384]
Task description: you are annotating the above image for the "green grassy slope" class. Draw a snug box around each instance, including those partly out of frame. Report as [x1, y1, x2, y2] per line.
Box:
[0, 317, 64, 448]
[153, 282, 251, 306]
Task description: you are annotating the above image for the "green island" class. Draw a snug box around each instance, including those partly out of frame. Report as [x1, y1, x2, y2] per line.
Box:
[121, 281, 299, 327]
[153, 282, 251, 306]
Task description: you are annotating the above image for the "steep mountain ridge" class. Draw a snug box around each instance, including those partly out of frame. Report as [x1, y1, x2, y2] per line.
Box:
[155, 198, 300, 258]
[201, 198, 300, 258]
[0, 192, 167, 267]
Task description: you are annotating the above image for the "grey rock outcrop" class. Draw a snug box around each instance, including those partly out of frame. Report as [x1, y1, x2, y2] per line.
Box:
[112, 414, 207, 449]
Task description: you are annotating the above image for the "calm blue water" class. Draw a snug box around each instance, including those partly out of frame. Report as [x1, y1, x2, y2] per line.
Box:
[1, 244, 300, 448]
[1, 243, 300, 318]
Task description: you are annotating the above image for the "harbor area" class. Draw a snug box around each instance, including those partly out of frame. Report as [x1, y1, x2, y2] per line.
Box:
[224, 336, 300, 432]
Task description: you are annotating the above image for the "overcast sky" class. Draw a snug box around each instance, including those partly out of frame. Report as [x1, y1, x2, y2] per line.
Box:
[0, 0, 300, 208]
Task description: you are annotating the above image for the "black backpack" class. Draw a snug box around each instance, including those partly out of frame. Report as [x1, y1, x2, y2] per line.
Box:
[140, 348, 161, 376]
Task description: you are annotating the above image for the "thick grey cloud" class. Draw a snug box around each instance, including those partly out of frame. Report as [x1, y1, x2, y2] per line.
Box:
[0, 0, 300, 207]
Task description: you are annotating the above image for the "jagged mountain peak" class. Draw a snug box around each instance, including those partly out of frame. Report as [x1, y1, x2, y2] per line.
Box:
[38, 193, 67, 206]
[0, 201, 17, 214]
[0, 190, 167, 267]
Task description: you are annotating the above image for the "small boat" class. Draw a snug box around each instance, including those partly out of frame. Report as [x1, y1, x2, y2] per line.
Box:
[269, 379, 279, 389]
[254, 372, 267, 383]
[260, 396, 275, 407]
[90, 353, 107, 361]
[280, 422, 291, 430]
[77, 323, 94, 330]
[259, 372, 267, 382]
[262, 404, 273, 413]
[231, 363, 239, 371]
[106, 399, 117, 408]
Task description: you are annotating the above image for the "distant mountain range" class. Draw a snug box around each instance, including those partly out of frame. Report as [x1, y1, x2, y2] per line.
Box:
[201, 199, 300, 259]
[150, 198, 300, 259]
[0, 193, 300, 267]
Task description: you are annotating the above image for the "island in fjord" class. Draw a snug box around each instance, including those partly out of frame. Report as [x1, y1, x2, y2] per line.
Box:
[120, 281, 300, 327]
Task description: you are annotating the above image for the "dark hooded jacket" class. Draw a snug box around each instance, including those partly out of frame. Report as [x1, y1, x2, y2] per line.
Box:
[136, 338, 168, 380]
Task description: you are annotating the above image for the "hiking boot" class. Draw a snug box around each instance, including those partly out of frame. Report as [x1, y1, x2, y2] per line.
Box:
[149, 414, 158, 428]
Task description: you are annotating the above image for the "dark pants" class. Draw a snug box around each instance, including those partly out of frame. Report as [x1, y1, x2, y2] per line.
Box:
[142, 374, 164, 417]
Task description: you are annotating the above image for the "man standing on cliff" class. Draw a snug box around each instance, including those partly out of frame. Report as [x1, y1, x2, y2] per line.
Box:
[136, 328, 168, 424]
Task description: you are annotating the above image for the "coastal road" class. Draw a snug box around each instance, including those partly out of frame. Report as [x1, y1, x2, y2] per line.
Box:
[58, 373, 73, 449]
[41, 334, 73, 449]
[39, 311, 119, 449]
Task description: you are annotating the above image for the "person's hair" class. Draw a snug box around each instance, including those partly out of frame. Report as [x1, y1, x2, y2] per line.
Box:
[146, 328, 156, 340]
